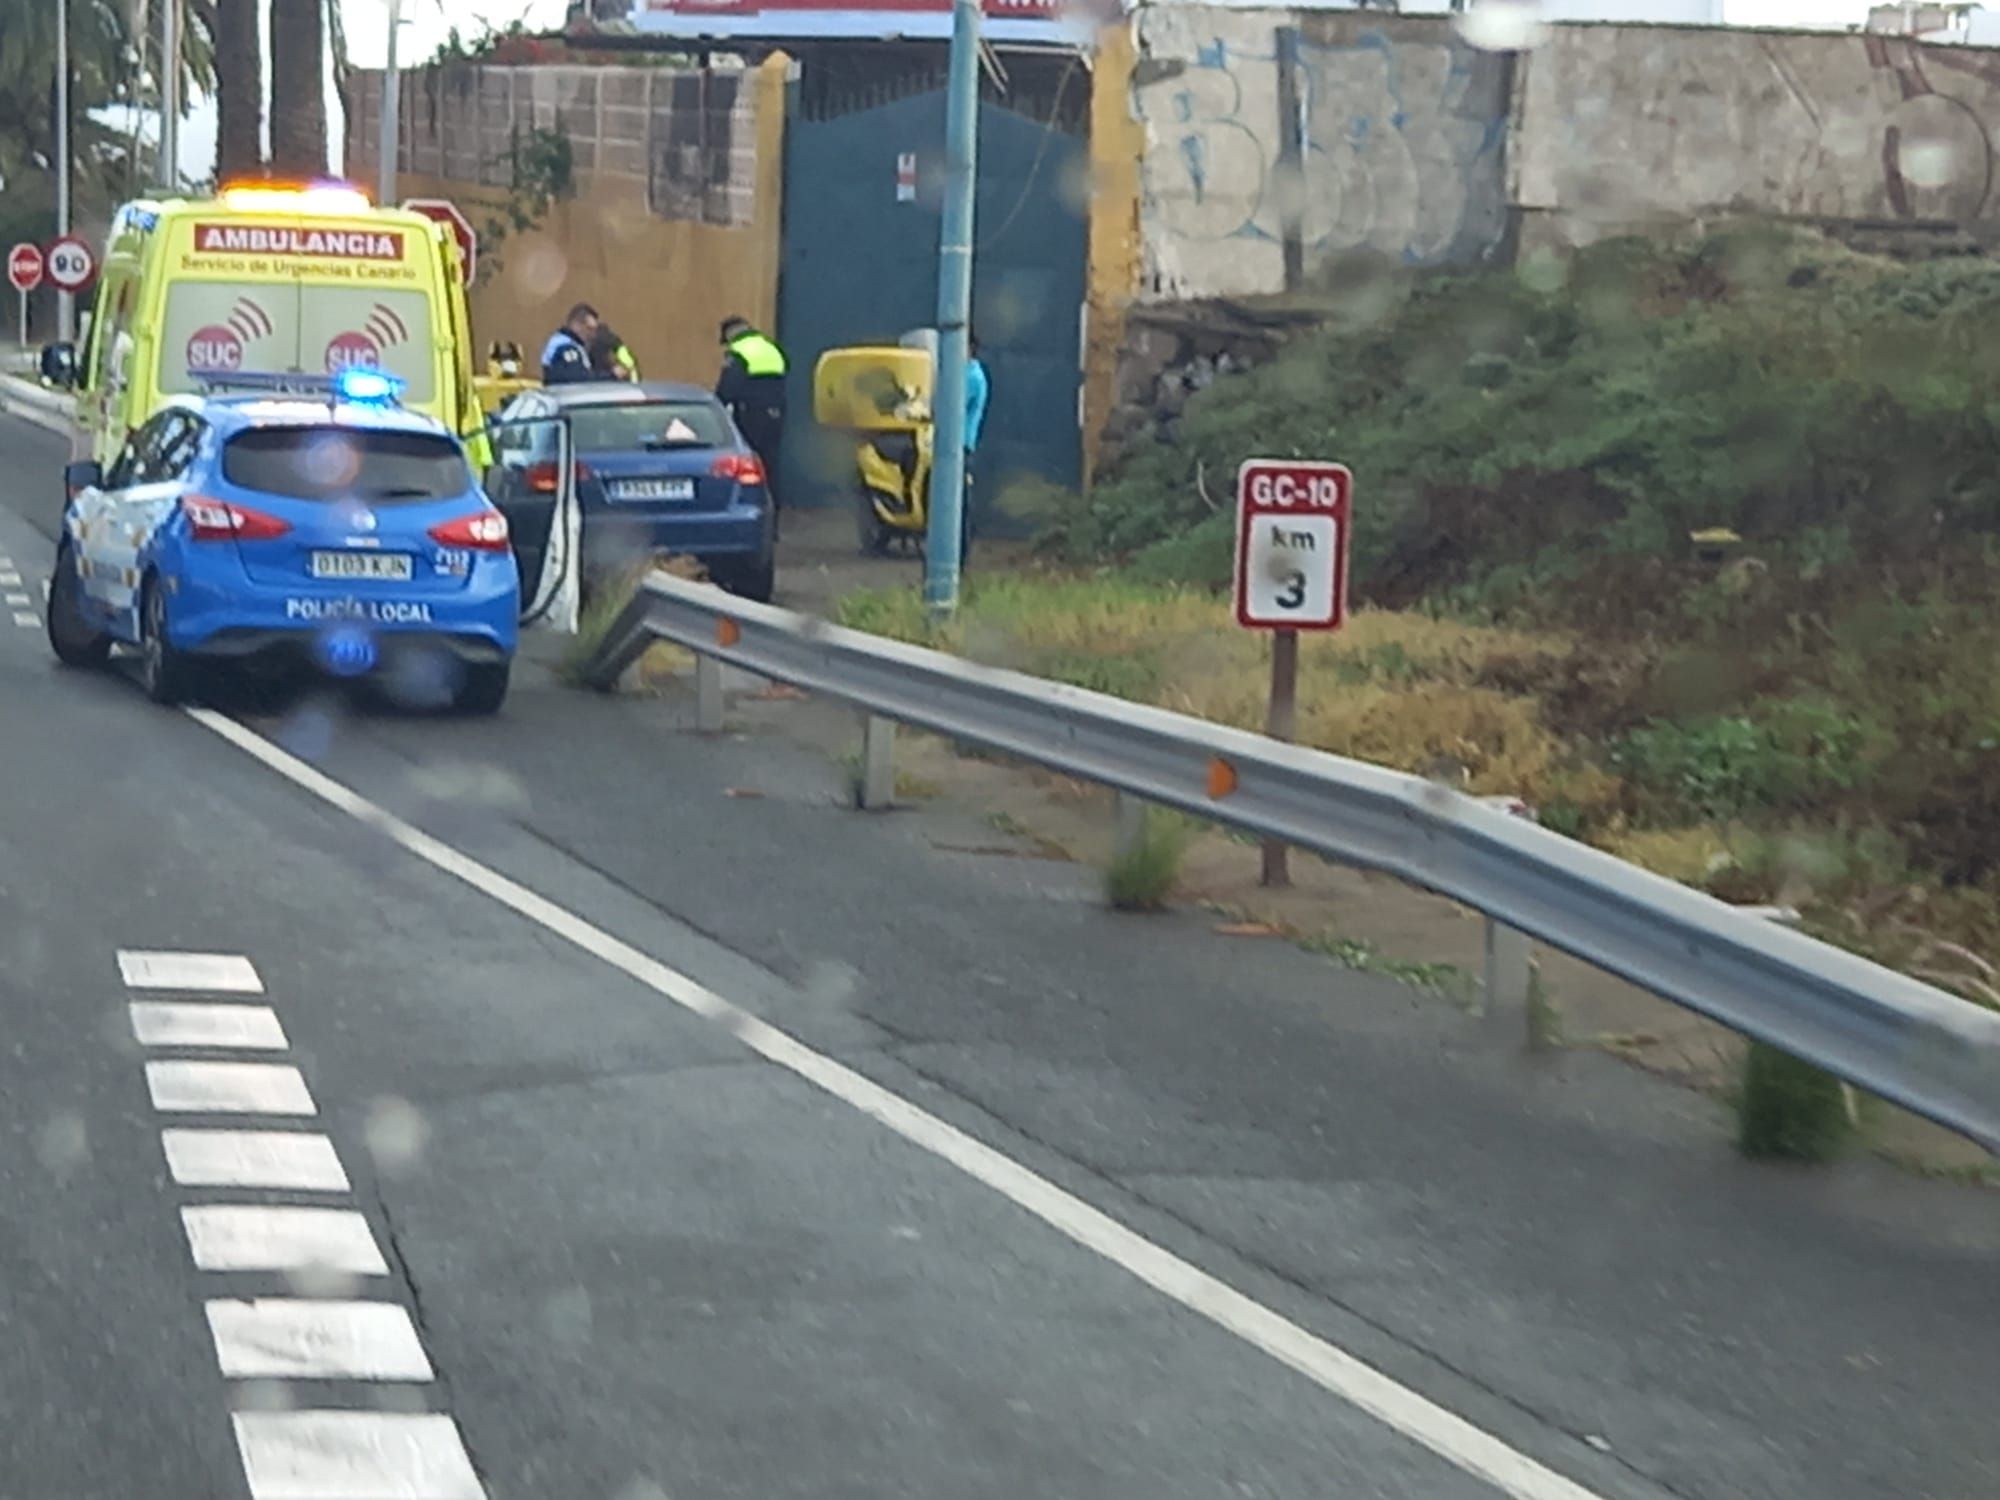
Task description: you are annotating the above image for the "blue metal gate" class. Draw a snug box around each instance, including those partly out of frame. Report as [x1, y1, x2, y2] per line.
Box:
[777, 59, 1089, 523]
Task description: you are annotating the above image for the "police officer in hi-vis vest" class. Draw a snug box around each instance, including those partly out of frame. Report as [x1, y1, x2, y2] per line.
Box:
[716, 315, 788, 508]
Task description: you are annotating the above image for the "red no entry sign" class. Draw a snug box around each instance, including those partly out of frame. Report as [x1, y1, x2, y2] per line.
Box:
[7, 243, 45, 294]
[404, 199, 477, 284]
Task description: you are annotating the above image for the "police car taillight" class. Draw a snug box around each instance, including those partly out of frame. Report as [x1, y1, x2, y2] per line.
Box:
[428, 509, 510, 552]
[182, 496, 292, 541]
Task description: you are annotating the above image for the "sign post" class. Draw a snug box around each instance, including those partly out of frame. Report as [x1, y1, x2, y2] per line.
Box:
[1233, 458, 1353, 887]
[7, 244, 45, 350]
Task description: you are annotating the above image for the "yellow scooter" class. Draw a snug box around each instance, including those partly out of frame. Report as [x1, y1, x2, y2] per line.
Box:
[814, 343, 969, 560]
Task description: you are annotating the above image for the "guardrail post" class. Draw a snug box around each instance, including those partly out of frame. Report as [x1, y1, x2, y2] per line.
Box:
[1484, 918, 1534, 1024]
[696, 653, 725, 733]
[1114, 792, 1147, 862]
[859, 714, 897, 810]
[1477, 796, 1549, 1045]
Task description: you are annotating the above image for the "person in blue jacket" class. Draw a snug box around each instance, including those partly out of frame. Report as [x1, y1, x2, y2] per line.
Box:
[540, 303, 601, 385]
[964, 332, 990, 459]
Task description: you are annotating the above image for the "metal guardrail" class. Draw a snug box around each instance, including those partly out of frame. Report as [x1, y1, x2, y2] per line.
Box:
[602, 572, 2000, 1149]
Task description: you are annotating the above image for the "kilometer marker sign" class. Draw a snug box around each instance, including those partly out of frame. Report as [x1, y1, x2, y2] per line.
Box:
[1232, 458, 1352, 631]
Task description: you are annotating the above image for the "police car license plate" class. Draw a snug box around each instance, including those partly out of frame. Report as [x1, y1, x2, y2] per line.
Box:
[311, 552, 413, 581]
[611, 479, 694, 502]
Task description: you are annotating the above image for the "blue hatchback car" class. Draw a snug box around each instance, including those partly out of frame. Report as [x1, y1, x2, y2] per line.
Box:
[489, 382, 776, 602]
[47, 372, 521, 712]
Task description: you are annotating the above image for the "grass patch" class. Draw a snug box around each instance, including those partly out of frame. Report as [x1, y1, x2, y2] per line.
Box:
[1104, 807, 1193, 911]
[558, 554, 708, 690]
[1736, 1041, 1856, 1163]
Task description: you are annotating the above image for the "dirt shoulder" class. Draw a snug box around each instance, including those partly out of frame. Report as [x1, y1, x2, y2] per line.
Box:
[641, 507, 1993, 1179]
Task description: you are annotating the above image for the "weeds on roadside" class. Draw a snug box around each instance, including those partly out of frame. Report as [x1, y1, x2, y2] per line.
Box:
[1736, 1041, 1856, 1163]
[1300, 931, 1474, 999]
[1104, 809, 1192, 912]
[557, 555, 707, 689]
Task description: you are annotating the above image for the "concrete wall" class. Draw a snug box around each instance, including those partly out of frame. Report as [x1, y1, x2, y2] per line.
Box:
[345, 60, 786, 386]
[1513, 27, 2000, 250]
[1129, 9, 1514, 300]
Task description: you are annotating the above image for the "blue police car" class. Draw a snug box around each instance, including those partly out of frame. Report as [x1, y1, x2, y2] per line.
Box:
[47, 371, 520, 713]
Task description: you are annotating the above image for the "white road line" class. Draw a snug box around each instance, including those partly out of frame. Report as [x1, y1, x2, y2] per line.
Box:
[162, 1129, 351, 1191]
[0, 572, 20, 586]
[232, 1411, 483, 1500]
[118, 950, 265, 993]
[5, 591, 28, 605]
[181, 1205, 388, 1275]
[205, 1299, 434, 1381]
[130, 1001, 289, 1051]
[11, 611, 34, 627]
[187, 705, 1611, 1500]
[146, 1060, 315, 1115]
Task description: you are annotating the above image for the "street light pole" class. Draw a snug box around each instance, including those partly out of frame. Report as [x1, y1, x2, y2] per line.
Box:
[161, 0, 181, 190]
[55, 0, 73, 341]
[379, 0, 404, 206]
[922, 0, 980, 623]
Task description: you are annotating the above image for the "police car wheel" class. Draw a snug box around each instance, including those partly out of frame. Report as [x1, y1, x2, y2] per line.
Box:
[138, 579, 194, 706]
[47, 543, 110, 669]
[456, 662, 510, 716]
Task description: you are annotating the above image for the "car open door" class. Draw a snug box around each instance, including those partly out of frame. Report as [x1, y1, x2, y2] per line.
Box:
[483, 414, 580, 633]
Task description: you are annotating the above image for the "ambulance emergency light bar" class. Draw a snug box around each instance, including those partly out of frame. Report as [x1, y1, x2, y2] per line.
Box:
[217, 183, 374, 215]
[192, 369, 406, 405]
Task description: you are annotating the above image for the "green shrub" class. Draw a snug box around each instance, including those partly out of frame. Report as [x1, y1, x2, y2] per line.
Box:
[1737, 1041, 1855, 1163]
[1104, 809, 1192, 912]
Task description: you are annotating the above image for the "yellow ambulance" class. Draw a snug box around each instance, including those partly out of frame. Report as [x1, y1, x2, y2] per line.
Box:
[48, 185, 490, 471]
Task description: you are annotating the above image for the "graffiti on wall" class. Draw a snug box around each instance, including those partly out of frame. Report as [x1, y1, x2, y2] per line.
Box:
[1131, 17, 1509, 299]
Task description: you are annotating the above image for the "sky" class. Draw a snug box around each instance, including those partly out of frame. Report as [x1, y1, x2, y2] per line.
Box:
[168, 0, 1865, 185]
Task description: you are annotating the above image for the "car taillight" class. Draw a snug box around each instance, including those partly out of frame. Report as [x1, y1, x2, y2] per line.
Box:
[525, 460, 592, 494]
[182, 496, 292, 541]
[711, 453, 766, 485]
[428, 509, 511, 552]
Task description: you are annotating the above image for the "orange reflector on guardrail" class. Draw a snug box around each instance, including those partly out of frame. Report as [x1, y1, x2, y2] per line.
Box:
[717, 618, 741, 647]
[1207, 757, 1238, 799]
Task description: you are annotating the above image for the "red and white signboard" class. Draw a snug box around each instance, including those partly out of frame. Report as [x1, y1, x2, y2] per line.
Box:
[7, 243, 45, 294]
[1233, 459, 1352, 631]
[403, 199, 477, 284]
[45, 236, 98, 293]
[572, 0, 1088, 46]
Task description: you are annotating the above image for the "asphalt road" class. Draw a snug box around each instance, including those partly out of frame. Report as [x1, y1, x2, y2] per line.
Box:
[0, 403, 1996, 1500]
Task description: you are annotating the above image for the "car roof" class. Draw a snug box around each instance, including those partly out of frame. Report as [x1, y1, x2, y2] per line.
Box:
[526, 381, 719, 408]
[172, 393, 454, 439]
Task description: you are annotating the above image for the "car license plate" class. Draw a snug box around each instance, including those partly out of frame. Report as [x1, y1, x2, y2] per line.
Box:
[310, 551, 413, 581]
[611, 479, 695, 502]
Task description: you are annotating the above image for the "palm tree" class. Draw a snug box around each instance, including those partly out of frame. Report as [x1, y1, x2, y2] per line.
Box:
[0, 0, 210, 209]
[202, 0, 262, 180]
[267, 0, 327, 178]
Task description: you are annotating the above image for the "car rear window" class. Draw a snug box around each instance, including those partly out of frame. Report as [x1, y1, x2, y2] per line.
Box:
[567, 401, 733, 454]
[223, 427, 472, 502]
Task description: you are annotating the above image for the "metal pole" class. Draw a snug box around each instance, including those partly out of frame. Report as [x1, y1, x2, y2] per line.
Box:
[1260, 627, 1299, 887]
[55, 0, 73, 342]
[161, 0, 181, 190]
[380, 0, 404, 207]
[922, 0, 980, 623]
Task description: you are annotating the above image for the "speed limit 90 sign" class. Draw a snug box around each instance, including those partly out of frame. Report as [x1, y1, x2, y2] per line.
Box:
[1233, 458, 1353, 631]
[44, 235, 97, 293]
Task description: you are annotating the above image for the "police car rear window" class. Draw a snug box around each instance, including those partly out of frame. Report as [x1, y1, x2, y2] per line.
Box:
[567, 402, 732, 454]
[223, 428, 472, 503]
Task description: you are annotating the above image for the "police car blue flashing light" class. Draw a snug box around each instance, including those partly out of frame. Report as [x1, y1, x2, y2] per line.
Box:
[333, 368, 404, 405]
